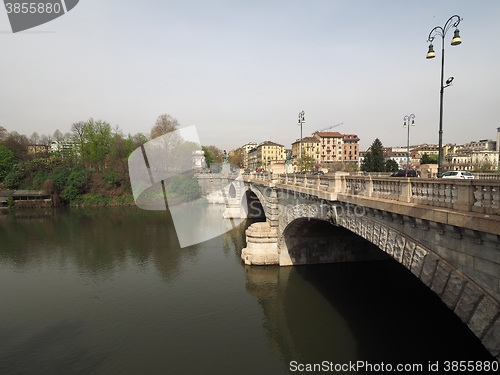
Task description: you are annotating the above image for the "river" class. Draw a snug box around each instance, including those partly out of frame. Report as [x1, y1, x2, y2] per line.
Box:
[0, 207, 495, 374]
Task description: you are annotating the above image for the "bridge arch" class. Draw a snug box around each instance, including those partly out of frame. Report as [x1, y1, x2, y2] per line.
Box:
[276, 208, 500, 359]
[279, 217, 389, 266]
[333, 209, 500, 359]
[242, 177, 500, 359]
[243, 190, 265, 219]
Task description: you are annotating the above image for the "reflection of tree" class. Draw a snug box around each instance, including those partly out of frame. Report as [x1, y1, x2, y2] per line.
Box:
[0, 208, 199, 283]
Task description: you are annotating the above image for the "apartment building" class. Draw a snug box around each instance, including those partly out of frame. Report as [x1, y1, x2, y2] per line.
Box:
[247, 141, 284, 171]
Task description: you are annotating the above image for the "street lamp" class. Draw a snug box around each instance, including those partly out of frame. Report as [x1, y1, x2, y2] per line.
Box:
[426, 15, 462, 177]
[298, 111, 305, 171]
[403, 114, 415, 169]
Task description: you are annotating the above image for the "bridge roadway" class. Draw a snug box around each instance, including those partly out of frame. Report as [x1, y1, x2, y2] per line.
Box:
[238, 172, 500, 360]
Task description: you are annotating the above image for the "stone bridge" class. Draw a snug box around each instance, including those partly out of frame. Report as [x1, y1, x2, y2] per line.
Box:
[238, 172, 500, 360]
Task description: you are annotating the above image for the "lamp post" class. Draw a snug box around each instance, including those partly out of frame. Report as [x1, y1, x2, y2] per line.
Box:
[426, 15, 462, 177]
[298, 111, 305, 171]
[403, 114, 415, 169]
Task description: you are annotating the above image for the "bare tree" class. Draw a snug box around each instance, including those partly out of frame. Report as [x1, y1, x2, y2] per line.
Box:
[30, 132, 40, 144]
[150, 114, 179, 139]
[0, 125, 7, 141]
[39, 134, 52, 146]
[71, 121, 86, 142]
[53, 129, 64, 142]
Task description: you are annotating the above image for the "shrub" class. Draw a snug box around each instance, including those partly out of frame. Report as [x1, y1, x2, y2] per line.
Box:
[3, 170, 24, 189]
[49, 165, 70, 191]
[0, 145, 15, 181]
[106, 169, 120, 187]
[32, 171, 48, 189]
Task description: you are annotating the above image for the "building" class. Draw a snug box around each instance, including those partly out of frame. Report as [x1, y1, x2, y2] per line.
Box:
[384, 150, 408, 168]
[471, 151, 499, 170]
[291, 137, 320, 171]
[458, 139, 497, 153]
[312, 131, 360, 166]
[27, 144, 50, 155]
[247, 141, 284, 171]
[240, 142, 257, 169]
[445, 153, 472, 170]
[412, 144, 439, 157]
[50, 140, 79, 158]
[497, 127, 500, 152]
[342, 134, 360, 161]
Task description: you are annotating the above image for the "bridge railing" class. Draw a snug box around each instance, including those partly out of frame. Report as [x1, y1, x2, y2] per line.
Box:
[243, 173, 500, 215]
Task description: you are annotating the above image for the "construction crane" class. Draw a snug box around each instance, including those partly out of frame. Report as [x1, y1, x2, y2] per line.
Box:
[315, 122, 343, 133]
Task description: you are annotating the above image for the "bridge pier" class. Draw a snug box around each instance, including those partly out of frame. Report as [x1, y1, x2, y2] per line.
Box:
[241, 222, 279, 265]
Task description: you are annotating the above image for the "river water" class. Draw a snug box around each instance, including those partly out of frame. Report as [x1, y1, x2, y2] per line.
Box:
[0, 208, 495, 374]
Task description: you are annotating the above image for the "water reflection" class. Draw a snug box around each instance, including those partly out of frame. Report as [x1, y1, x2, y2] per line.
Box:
[0, 208, 495, 375]
[0, 208, 194, 282]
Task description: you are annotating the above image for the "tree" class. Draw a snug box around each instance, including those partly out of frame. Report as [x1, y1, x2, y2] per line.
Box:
[0, 125, 7, 141]
[53, 129, 64, 142]
[202, 145, 223, 167]
[71, 121, 86, 143]
[361, 138, 385, 172]
[30, 132, 40, 144]
[202, 146, 214, 167]
[2, 131, 29, 162]
[298, 155, 315, 171]
[0, 144, 15, 180]
[385, 159, 399, 173]
[421, 153, 438, 165]
[150, 114, 179, 139]
[229, 148, 244, 167]
[39, 134, 52, 146]
[80, 118, 113, 169]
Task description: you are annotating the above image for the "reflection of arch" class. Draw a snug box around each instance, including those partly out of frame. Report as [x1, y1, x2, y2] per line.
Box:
[243, 190, 265, 219]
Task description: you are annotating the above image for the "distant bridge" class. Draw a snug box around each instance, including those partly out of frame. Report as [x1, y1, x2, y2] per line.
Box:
[237, 172, 500, 361]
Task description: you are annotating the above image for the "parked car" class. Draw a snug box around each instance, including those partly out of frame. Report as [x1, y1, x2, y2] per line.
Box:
[441, 171, 475, 179]
[390, 169, 418, 177]
[312, 171, 324, 175]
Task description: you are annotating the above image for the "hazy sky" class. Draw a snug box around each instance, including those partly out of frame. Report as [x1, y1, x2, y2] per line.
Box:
[1, 0, 499, 151]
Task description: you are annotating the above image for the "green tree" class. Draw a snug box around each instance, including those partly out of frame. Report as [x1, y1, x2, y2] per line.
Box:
[202, 145, 223, 167]
[2, 131, 29, 162]
[80, 119, 113, 169]
[202, 146, 214, 167]
[0, 144, 15, 180]
[420, 153, 438, 164]
[361, 138, 385, 172]
[298, 155, 315, 171]
[385, 159, 399, 173]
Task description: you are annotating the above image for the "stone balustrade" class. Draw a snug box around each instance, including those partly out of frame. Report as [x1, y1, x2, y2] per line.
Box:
[243, 173, 500, 216]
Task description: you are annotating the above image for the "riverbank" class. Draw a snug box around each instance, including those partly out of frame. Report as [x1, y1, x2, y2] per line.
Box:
[68, 192, 135, 207]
